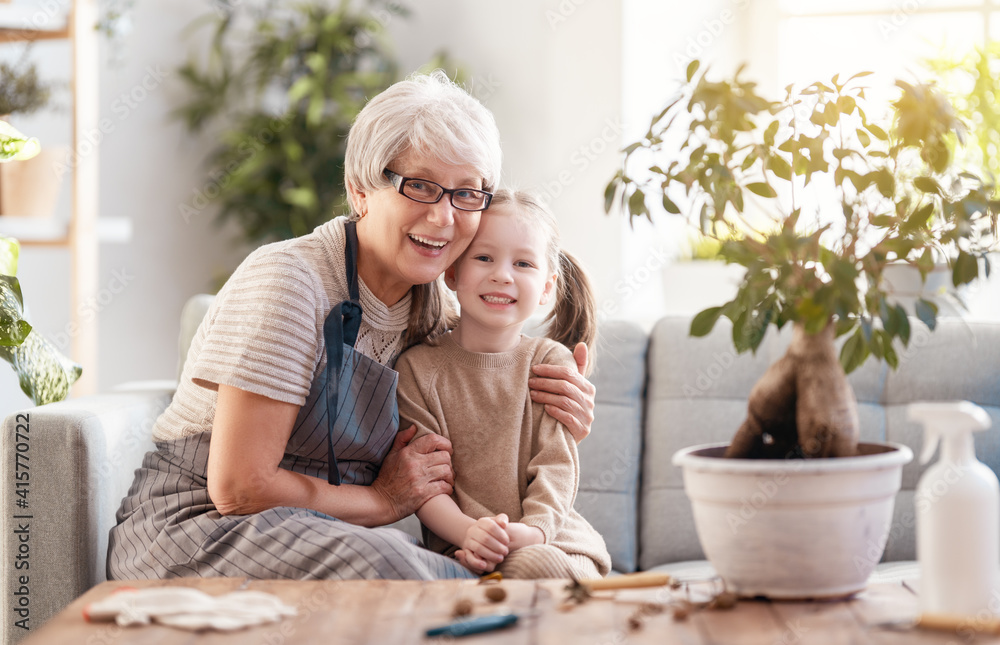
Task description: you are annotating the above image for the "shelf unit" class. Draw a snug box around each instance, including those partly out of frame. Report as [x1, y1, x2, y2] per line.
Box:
[0, 0, 100, 396]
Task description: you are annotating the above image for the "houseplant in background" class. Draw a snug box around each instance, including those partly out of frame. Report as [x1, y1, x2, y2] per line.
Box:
[173, 0, 404, 246]
[0, 49, 66, 218]
[605, 60, 997, 598]
[918, 43, 1000, 315]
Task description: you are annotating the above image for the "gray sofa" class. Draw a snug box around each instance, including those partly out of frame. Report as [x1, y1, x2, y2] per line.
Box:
[3, 294, 1000, 644]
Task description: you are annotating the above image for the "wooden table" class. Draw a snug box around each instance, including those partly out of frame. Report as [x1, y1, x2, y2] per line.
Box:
[19, 576, 1000, 644]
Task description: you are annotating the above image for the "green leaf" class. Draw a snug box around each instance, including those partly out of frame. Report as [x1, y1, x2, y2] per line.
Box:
[915, 298, 938, 330]
[837, 95, 857, 115]
[866, 124, 889, 141]
[882, 333, 899, 369]
[769, 154, 792, 181]
[856, 128, 871, 147]
[0, 275, 30, 347]
[662, 194, 680, 214]
[763, 120, 779, 147]
[628, 188, 648, 218]
[913, 176, 941, 195]
[282, 186, 318, 209]
[623, 141, 642, 155]
[690, 306, 724, 337]
[746, 182, 777, 198]
[686, 59, 700, 83]
[287, 76, 313, 103]
[0, 121, 41, 163]
[840, 327, 869, 374]
[824, 101, 839, 126]
[895, 304, 911, 346]
[952, 250, 979, 287]
[307, 91, 325, 127]
[0, 237, 19, 277]
[901, 203, 934, 235]
[603, 181, 617, 214]
[915, 247, 934, 278]
[874, 169, 894, 198]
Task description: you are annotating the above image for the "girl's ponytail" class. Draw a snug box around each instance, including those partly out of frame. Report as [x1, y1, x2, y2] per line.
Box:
[543, 249, 597, 376]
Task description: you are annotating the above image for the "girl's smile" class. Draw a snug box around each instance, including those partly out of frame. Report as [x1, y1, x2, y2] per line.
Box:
[446, 204, 557, 353]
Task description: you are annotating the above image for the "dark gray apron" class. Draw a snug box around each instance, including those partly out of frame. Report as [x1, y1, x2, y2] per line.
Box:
[292, 219, 399, 485]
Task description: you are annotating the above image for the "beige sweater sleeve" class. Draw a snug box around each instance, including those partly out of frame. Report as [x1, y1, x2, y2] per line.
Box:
[518, 343, 581, 543]
[394, 347, 443, 442]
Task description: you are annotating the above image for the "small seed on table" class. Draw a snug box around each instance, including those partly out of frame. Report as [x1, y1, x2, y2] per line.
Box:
[710, 591, 738, 610]
[485, 586, 507, 602]
[452, 598, 473, 617]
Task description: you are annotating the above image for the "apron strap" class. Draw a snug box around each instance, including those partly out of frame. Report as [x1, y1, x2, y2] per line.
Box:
[322, 220, 364, 485]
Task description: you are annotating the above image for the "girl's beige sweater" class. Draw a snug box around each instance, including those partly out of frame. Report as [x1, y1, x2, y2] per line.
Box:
[395, 332, 611, 576]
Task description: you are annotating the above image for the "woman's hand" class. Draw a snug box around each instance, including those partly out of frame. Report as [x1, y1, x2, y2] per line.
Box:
[529, 342, 596, 443]
[371, 425, 455, 523]
[209, 386, 440, 527]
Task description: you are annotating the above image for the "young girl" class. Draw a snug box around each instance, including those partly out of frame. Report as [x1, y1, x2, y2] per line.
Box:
[394, 190, 611, 579]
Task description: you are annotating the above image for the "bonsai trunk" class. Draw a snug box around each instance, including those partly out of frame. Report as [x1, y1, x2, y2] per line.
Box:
[724, 322, 860, 459]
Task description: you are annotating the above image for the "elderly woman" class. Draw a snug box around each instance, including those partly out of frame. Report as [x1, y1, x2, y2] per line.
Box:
[107, 71, 596, 581]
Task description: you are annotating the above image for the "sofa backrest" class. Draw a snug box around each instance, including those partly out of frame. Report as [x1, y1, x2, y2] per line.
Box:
[177, 293, 216, 379]
[640, 316, 1000, 571]
[574, 320, 648, 573]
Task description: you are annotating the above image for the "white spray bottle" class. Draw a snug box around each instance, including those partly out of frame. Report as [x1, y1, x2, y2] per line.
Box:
[909, 401, 999, 616]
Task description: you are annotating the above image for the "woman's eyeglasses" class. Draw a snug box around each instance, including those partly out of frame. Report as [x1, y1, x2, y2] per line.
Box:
[383, 169, 493, 212]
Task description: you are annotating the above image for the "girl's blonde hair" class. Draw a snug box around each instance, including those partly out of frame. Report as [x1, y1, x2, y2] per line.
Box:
[489, 189, 597, 373]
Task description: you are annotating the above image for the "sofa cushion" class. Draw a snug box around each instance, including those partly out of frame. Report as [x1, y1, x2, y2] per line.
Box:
[574, 320, 648, 573]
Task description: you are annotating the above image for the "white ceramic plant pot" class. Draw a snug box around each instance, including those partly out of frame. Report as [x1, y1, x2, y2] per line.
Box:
[672, 442, 913, 600]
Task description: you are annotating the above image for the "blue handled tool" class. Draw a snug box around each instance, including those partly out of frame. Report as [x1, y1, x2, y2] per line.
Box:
[425, 613, 519, 638]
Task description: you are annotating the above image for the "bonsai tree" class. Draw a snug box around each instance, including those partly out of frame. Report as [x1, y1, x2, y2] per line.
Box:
[606, 61, 998, 459]
[174, 1, 403, 245]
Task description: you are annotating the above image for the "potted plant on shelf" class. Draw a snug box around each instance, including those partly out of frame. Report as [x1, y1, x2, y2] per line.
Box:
[0, 51, 65, 218]
[605, 61, 997, 598]
[0, 105, 82, 405]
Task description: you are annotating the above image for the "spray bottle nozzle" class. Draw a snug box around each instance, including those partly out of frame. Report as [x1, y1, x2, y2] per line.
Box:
[908, 401, 991, 465]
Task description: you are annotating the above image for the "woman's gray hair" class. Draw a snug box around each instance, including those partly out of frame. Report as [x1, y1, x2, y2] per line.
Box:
[344, 70, 503, 218]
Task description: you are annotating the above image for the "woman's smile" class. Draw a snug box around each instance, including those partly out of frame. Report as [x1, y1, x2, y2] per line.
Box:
[407, 233, 451, 254]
